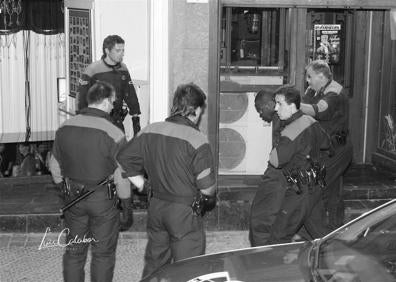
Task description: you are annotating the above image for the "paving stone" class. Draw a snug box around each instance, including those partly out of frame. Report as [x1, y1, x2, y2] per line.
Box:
[0, 216, 27, 233]
[0, 231, 249, 282]
[0, 235, 12, 249]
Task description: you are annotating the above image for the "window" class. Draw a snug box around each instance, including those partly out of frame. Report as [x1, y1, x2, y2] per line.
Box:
[220, 7, 288, 74]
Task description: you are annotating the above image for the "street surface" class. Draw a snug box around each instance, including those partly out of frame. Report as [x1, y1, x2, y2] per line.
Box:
[0, 231, 249, 282]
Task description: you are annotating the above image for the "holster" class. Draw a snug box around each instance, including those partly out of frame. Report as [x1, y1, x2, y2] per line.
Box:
[191, 192, 217, 217]
[283, 169, 302, 195]
[64, 178, 86, 199]
[331, 130, 348, 147]
[110, 107, 128, 123]
[62, 177, 115, 200]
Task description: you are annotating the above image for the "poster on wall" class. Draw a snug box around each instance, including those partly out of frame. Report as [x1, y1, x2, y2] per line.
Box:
[313, 24, 341, 65]
[68, 9, 91, 98]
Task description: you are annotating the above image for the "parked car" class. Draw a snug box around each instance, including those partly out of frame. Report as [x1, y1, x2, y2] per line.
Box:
[141, 199, 396, 282]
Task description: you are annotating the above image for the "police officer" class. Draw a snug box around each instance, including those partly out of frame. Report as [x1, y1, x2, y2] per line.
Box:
[49, 81, 133, 282]
[77, 35, 141, 135]
[267, 86, 330, 244]
[116, 83, 216, 279]
[301, 60, 353, 230]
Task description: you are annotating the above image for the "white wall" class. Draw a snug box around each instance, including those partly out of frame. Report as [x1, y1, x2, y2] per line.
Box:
[93, 0, 150, 138]
[64, 0, 151, 136]
[92, 0, 149, 81]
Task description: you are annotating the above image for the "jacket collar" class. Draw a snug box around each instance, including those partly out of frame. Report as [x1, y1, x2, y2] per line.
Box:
[102, 58, 121, 70]
[283, 110, 303, 126]
[165, 115, 199, 131]
[80, 107, 112, 122]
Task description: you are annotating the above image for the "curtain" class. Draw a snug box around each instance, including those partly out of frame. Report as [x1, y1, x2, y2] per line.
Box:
[0, 32, 25, 142]
[0, 0, 63, 35]
[0, 31, 65, 142]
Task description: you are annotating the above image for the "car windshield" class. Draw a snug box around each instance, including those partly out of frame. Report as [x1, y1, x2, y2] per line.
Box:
[314, 200, 396, 282]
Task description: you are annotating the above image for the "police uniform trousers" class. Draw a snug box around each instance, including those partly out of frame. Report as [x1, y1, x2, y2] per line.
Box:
[267, 183, 329, 244]
[142, 197, 205, 279]
[322, 141, 353, 230]
[63, 187, 119, 282]
[249, 168, 287, 247]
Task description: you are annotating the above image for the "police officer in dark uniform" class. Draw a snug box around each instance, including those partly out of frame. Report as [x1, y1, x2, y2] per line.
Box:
[301, 60, 353, 230]
[49, 81, 133, 282]
[116, 83, 216, 279]
[77, 35, 141, 135]
[267, 86, 330, 244]
[250, 86, 330, 246]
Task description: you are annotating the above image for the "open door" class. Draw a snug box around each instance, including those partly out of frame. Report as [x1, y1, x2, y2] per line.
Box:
[218, 6, 291, 175]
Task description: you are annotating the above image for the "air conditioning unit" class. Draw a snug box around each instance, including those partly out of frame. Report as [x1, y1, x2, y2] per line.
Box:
[218, 92, 272, 175]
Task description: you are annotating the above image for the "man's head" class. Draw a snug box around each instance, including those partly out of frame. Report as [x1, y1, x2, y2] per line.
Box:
[18, 143, 31, 156]
[254, 89, 275, 122]
[305, 60, 332, 91]
[102, 35, 125, 65]
[170, 83, 207, 125]
[87, 81, 116, 113]
[274, 86, 300, 120]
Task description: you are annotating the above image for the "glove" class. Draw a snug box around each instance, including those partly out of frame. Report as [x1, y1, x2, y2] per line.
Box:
[191, 193, 217, 217]
[132, 116, 141, 136]
[118, 198, 133, 231]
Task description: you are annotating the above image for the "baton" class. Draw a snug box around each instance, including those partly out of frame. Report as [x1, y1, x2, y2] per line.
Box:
[60, 190, 95, 214]
[59, 177, 112, 215]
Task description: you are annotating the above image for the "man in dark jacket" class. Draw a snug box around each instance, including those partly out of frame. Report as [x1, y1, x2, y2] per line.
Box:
[250, 86, 330, 245]
[49, 81, 132, 282]
[301, 59, 353, 230]
[117, 83, 216, 279]
[249, 89, 285, 246]
[77, 35, 141, 135]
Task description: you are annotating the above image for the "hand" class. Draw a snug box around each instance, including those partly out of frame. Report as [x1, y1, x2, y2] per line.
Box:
[132, 116, 141, 136]
[191, 193, 217, 217]
[119, 198, 133, 231]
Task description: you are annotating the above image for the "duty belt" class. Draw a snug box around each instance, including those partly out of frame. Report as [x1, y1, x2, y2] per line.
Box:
[152, 191, 194, 206]
[60, 176, 115, 216]
[110, 107, 128, 123]
[283, 161, 326, 194]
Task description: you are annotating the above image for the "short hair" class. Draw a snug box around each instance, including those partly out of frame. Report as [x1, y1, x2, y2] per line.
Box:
[170, 83, 206, 117]
[255, 89, 274, 105]
[102, 35, 125, 58]
[274, 85, 301, 109]
[86, 81, 115, 105]
[306, 60, 333, 80]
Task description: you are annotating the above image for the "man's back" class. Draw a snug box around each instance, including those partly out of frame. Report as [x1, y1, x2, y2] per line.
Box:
[121, 115, 212, 199]
[53, 108, 125, 184]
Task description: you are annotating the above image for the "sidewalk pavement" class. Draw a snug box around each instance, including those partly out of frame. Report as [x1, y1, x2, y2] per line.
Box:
[0, 231, 250, 282]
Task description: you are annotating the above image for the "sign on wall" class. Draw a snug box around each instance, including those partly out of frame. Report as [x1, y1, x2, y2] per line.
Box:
[68, 8, 91, 98]
[313, 24, 341, 64]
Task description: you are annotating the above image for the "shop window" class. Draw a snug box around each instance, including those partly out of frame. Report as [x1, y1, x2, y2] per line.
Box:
[220, 7, 288, 74]
[0, 141, 53, 178]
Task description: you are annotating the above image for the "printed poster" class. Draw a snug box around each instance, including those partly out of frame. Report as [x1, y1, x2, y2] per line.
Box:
[68, 9, 91, 98]
[313, 24, 341, 65]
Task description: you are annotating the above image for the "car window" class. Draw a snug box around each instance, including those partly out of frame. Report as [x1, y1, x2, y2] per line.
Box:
[315, 201, 396, 282]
